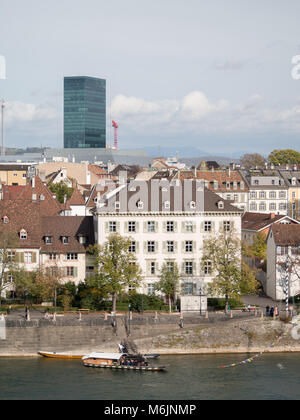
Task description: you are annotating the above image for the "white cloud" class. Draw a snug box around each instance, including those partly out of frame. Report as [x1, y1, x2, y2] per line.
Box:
[4, 101, 57, 126]
[108, 91, 300, 136]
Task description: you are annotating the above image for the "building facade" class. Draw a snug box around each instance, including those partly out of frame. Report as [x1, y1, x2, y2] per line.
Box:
[64, 76, 106, 149]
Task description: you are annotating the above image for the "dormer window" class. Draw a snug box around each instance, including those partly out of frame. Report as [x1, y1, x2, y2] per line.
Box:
[164, 201, 170, 210]
[137, 201, 144, 209]
[20, 229, 27, 240]
[190, 201, 196, 209]
[45, 236, 52, 245]
[40, 194, 45, 201]
[78, 236, 88, 244]
[3, 216, 9, 224]
[218, 201, 225, 210]
[62, 236, 69, 244]
[115, 201, 120, 210]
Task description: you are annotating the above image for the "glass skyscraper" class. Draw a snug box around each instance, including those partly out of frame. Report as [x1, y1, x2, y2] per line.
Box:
[64, 76, 106, 149]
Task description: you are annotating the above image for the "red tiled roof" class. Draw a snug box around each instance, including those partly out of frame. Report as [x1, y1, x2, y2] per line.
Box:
[66, 189, 85, 206]
[242, 212, 287, 231]
[2, 185, 26, 200]
[271, 224, 300, 246]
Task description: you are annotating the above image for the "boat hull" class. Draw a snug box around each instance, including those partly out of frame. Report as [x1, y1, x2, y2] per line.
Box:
[83, 362, 166, 371]
[38, 351, 84, 360]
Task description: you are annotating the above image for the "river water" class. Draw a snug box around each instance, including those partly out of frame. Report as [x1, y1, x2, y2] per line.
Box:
[0, 354, 299, 400]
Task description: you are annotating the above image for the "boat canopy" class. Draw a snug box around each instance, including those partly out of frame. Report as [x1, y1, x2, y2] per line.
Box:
[82, 353, 125, 361]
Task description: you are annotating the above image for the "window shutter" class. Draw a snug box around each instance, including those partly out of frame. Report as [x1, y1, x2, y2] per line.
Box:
[16, 253, 24, 263]
[193, 241, 197, 252]
[136, 242, 139, 253]
[105, 222, 109, 233]
[32, 253, 37, 263]
[174, 242, 178, 253]
[163, 222, 167, 233]
[143, 222, 147, 233]
[182, 221, 186, 233]
[117, 222, 120, 232]
[181, 262, 185, 275]
[155, 222, 158, 233]
[174, 222, 178, 233]
[74, 267, 78, 277]
[193, 222, 197, 233]
[135, 222, 139, 233]
[193, 283, 197, 295]
[144, 242, 147, 253]
[124, 222, 128, 233]
[156, 262, 159, 274]
[200, 222, 204, 233]
[211, 222, 215, 232]
[193, 261, 197, 275]
[154, 242, 158, 254]
[163, 241, 167, 254]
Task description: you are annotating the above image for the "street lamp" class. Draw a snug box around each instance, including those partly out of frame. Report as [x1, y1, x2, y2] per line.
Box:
[128, 303, 132, 335]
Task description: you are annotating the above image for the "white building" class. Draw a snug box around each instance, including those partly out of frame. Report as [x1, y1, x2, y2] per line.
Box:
[92, 179, 243, 298]
[267, 224, 300, 300]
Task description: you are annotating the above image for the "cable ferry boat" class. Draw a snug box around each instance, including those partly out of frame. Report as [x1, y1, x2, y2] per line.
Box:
[82, 352, 166, 372]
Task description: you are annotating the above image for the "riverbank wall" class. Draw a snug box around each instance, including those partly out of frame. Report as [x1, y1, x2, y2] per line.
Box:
[0, 313, 299, 356]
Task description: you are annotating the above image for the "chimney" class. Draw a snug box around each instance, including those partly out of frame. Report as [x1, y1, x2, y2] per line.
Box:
[32, 177, 35, 189]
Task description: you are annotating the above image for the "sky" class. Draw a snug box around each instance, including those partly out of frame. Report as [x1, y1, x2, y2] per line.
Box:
[0, 0, 300, 157]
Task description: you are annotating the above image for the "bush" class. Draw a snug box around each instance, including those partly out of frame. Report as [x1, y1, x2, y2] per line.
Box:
[208, 297, 243, 310]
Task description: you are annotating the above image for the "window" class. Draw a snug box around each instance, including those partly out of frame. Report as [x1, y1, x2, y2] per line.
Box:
[279, 203, 287, 211]
[147, 241, 155, 253]
[259, 192, 266, 199]
[49, 253, 58, 261]
[185, 261, 193, 275]
[115, 202, 120, 210]
[147, 221, 156, 232]
[109, 221, 117, 232]
[269, 191, 276, 199]
[259, 203, 266, 211]
[291, 246, 300, 256]
[167, 241, 174, 253]
[79, 236, 88, 244]
[67, 253, 78, 260]
[250, 203, 257, 211]
[218, 201, 224, 209]
[185, 241, 193, 252]
[8, 252, 15, 262]
[148, 284, 155, 295]
[40, 194, 45, 201]
[204, 221, 212, 232]
[62, 236, 69, 244]
[277, 246, 288, 255]
[254, 180, 259, 185]
[150, 262, 156, 275]
[279, 192, 286, 199]
[226, 195, 231, 201]
[66, 267, 75, 277]
[24, 252, 32, 263]
[223, 221, 231, 232]
[184, 283, 194, 295]
[45, 236, 52, 244]
[250, 192, 257, 199]
[269, 203, 276, 211]
[185, 221, 193, 232]
[166, 262, 175, 272]
[166, 221, 174, 232]
[128, 221, 136, 233]
[129, 241, 136, 253]
[234, 195, 238, 202]
[204, 261, 212, 275]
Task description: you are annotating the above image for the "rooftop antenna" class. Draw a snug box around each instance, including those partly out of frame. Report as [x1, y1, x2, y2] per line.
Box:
[1, 99, 5, 157]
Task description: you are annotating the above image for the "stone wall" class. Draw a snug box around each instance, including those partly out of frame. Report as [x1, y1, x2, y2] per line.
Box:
[0, 314, 299, 356]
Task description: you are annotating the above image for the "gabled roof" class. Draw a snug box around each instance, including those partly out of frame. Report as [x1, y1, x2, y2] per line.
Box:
[2, 185, 26, 200]
[0, 200, 42, 248]
[66, 189, 85, 206]
[17, 176, 63, 216]
[41, 216, 94, 253]
[269, 224, 300, 246]
[242, 212, 298, 232]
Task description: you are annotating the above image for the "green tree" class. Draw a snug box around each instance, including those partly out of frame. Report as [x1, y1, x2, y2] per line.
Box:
[48, 181, 74, 204]
[88, 234, 142, 313]
[202, 233, 258, 312]
[0, 230, 20, 307]
[155, 262, 180, 313]
[243, 232, 267, 260]
[268, 149, 300, 166]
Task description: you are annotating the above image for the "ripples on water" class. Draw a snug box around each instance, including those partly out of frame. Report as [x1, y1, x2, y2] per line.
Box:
[0, 354, 299, 400]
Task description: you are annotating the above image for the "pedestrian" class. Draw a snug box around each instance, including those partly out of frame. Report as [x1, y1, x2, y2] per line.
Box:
[248, 304, 251, 312]
[266, 306, 270, 317]
[25, 306, 28, 320]
[275, 306, 279, 317]
[270, 307, 274, 318]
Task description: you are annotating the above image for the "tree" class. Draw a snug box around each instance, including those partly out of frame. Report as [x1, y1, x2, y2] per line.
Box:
[88, 234, 142, 313]
[243, 232, 267, 261]
[202, 233, 258, 312]
[0, 230, 20, 307]
[240, 153, 266, 170]
[48, 181, 74, 204]
[268, 149, 300, 166]
[155, 263, 180, 313]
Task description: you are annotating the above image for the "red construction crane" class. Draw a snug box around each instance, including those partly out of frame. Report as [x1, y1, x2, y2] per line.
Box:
[112, 120, 119, 149]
